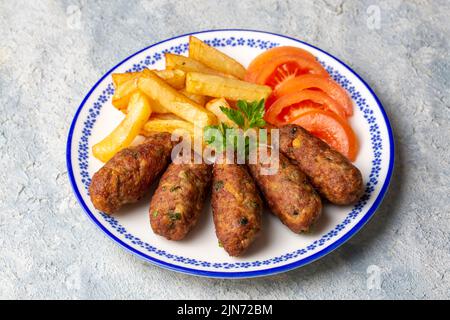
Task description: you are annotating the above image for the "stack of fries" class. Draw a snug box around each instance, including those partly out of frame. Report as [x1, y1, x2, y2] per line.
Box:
[93, 36, 272, 162]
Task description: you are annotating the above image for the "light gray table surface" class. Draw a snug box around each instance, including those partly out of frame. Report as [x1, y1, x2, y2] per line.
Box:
[1, 0, 449, 300]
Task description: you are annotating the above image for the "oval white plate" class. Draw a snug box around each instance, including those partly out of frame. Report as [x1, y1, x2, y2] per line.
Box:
[67, 30, 394, 278]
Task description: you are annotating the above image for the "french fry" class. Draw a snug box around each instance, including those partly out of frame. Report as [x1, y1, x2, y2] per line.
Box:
[113, 85, 169, 114]
[114, 94, 169, 114]
[165, 53, 235, 79]
[205, 98, 238, 128]
[112, 72, 140, 87]
[111, 69, 185, 110]
[146, 113, 187, 121]
[185, 72, 272, 102]
[138, 70, 217, 128]
[142, 114, 204, 148]
[93, 92, 152, 163]
[112, 69, 185, 88]
[189, 36, 246, 79]
[112, 77, 139, 111]
[179, 88, 206, 106]
[149, 100, 170, 114]
[153, 69, 185, 90]
[143, 114, 194, 136]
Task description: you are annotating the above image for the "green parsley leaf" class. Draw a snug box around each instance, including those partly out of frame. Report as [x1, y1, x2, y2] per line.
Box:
[204, 123, 236, 152]
[220, 106, 245, 127]
[248, 99, 266, 128]
[221, 99, 266, 131]
[203, 125, 220, 145]
[236, 100, 251, 120]
[203, 99, 266, 156]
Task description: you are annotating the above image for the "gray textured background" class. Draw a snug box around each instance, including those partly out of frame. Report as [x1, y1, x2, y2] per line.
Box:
[1, 0, 449, 300]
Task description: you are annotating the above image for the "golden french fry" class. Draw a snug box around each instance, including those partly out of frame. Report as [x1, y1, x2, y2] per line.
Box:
[189, 36, 246, 79]
[115, 93, 169, 114]
[112, 77, 139, 111]
[111, 69, 185, 110]
[138, 70, 217, 128]
[165, 53, 235, 79]
[93, 92, 152, 163]
[112, 69, 185, 88]
[143, 114, 194, 136]
[146, 113, 185, 121]
[111, 72, 140, 87]
[149, 100, 170, 114]
[186, 72, 272, 102]
[142, 114, 204, 148]
[153, 69, 185, 90]
[205, 98, 238, 128]
[179, 88, 206, 106]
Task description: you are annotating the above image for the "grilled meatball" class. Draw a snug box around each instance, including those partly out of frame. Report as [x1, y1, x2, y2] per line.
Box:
[279, 124, 364, 205]
[248, 151, 322, 233]
[89, 133, 173, 214]
[150, 157, 212, 240]
[211, 163, 262, 256]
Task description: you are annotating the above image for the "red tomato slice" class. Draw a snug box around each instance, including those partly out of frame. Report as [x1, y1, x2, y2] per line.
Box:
[254, 55, 328, 89]
[291, 109, 359, 161]
[272, 74, 353, 116]
[265, 89, 347, 126]
[245, 46, 317, 83]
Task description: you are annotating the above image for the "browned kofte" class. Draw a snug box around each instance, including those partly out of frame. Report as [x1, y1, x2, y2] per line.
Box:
[89, 132, 174, 214]
[149, 156, 212, 240]
[279, 124, 364, 205]
[211, 162, 263, 256]
[248, 150, 322, 233]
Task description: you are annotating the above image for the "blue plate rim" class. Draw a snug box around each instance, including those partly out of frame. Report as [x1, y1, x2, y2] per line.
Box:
[66, 29, 395, 279]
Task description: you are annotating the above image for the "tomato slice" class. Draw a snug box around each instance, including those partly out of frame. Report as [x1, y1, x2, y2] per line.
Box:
[265, 89, 347, 126]
[272, 74, 353, 116]
[291, 109, 358, 161]
[245, 46, 317, 83]
[254, 55, 328, 90]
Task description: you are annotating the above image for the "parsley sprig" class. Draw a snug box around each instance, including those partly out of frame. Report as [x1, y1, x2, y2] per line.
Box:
[203, 99, 266, 154]
[219, 99, 266, 130]
[203, 122, 234, 150]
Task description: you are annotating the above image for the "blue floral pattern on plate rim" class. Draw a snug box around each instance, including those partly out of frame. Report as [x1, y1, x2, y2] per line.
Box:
[66, 29, 394, 278]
